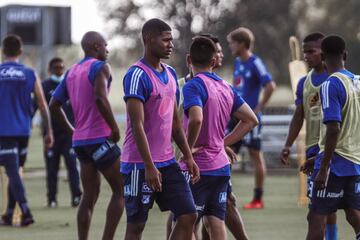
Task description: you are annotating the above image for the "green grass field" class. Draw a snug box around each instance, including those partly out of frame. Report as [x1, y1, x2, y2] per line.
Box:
[0, 130, 356, 239]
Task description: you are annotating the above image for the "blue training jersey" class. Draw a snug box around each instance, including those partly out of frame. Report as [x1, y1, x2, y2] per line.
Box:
[0, 61, 36, 136]
[315, 69, 360, 176]
[233, 55, 272, 110]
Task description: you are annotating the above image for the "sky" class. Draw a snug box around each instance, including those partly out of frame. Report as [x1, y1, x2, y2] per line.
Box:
[0, 0, 104, 43]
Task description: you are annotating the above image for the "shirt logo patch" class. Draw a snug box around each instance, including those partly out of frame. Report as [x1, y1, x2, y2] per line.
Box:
[245, 70, 251, 78]
[142, 195, 151, 204]
[219, 192, 227, 203]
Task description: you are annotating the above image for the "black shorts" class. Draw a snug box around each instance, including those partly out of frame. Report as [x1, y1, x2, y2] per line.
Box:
[74, 141, 121, 170]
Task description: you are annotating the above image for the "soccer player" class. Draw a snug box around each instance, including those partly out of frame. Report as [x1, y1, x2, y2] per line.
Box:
[181, 36, 258, 239]
[199, 33, 249, 240]
[306, 35, 360, 240]
[227, 27, 276, 209]
[0, 34, 53, 226]
[280, 32, 338, 240]
[49, 31, 123, 240]
[34, 57, 81, 208]
[121, 18, 199, 240]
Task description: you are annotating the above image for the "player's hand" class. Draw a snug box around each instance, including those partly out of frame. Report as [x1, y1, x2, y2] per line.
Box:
[109, 127, 120, 143]
[300, 156, 315, 175]
[44, 132, 54, 149]
[182, 155, 200, 184]
[225, 146, 237, 164]
[314, 167, 329, 189]
[145, 164, 162, 192]
[280, 146, 291, 165]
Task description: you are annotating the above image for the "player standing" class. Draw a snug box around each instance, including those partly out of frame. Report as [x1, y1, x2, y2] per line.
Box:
[50, 31, 123, 240]
[181, 36, 258, 239]
[306, 35, 360, 240]
[0, 34, 53, 226]
[227, 27, 276, 209]
[121, 18, 199, 240]
[281, 32, 338, 240]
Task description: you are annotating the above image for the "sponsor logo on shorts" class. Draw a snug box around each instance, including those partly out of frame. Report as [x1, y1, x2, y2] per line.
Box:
[355, 182, 360, 194]
[195, 204, 205, 211]
[142, 183, 153, 193]
[316, 189, 344, 199]
[219, 192, 227, 203]
[142, 195, 151, 204]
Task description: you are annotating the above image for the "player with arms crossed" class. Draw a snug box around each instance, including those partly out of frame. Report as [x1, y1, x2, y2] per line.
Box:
[306, 35, 360, 240]
[281, 32, 338, 240]
[227, 27, 276, 209]
[181, 37, 258, 239]
[121, 18, 199, 240]
[50, 31, 123, 240]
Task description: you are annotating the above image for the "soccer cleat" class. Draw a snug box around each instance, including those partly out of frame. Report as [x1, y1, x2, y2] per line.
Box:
[72, 196, 81, 207]
[243, 199, 264, 209]
[0, 214, 12, 226]
[20, 212, 34, 227]
[48, 200, 58, 208]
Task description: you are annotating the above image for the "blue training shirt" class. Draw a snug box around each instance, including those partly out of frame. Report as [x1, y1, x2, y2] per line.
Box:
[0, 61, 36, 136]
[121, 59, 180, 174]
[182, 72, 245, 176]
[315, 69, 360, 176]
[233, 55, 272, 110]
[52, 57, 109, 147]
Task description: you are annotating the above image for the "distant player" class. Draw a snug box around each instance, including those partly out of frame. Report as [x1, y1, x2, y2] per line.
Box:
[121, 18, 199, 240]
[306, 35, 360, 240]
[181, 37, 258, 239]
[280, 32, 338, 240]
[0, 34, 53, 226]
[34, 57, 82, 208]
[50, 31, 123, 240]
[227, 27, 276, 209]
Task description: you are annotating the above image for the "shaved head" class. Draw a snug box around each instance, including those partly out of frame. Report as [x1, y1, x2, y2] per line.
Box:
[80, 31, 108, 61]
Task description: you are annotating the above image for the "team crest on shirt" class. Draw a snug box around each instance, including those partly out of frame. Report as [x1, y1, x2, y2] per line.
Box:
[308, 93, 321, 108]
[219, 192, 227, 203]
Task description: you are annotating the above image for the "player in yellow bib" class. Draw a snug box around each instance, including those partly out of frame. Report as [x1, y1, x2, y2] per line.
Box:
[306, 35, 360, 240]
[281, 33, 338, 240]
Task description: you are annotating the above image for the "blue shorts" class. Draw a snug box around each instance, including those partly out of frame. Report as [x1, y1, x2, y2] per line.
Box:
[74, 141, 121, 170]
[227, 117, 262, 152]
[188, 175, 230, 221]
[0, 136, 29, 167]
[308, 170, 360, 214]
[123, 163, 196, 223]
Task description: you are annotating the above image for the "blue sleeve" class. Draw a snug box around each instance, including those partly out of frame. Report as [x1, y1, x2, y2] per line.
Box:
[295, 77, 306, 106]
[123, 67, 152, 103]
[182, 78, 208, 112]
[167, 66, 180, 105]
[52, 71, 69, 104]
[253, 57, 272, 86]
[230, 86, 245, 114]
[88, 60, 106, 85]
[320, 77, 347, 123]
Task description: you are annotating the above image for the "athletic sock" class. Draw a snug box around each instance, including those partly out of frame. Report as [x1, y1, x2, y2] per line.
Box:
[5, 208, 14, 217]
[20, 203, 29, 215]
[254, 188, 263, 201]
[356, 232, 360, 240]
[325, 224, 338, 240]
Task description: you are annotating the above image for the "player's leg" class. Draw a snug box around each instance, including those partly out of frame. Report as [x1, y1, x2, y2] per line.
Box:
[0, 139, 33, 226]
[77, 161, 100, 240]
[160, 164, 197, 240]
[203, 215, 227, 240]
[306, 211, 327, 240]
[61, 136, 81, 207]
[225, 191, 249, 240]
[166, 212, 174, 240]
[98, 157, 124, 240]
[45, 140, 61, 207]
[325, 213, 338, 240]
